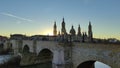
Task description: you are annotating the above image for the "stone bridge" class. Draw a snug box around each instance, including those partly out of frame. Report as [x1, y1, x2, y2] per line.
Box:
[4, 40, 120, 68]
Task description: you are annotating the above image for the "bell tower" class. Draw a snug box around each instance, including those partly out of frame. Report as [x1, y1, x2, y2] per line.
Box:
[88, 21, 93, 42]
[77, 24, 81, 37]
[53, 21, 57, 36]
[61, 18, 67, 35]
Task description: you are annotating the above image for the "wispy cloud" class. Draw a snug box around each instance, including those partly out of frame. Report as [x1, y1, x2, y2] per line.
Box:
[1, 12, 32, 22]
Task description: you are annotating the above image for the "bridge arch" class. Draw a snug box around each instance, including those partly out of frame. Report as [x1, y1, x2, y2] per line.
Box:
[36, 48, 53, 67]
[0, 43, 4, 50]
[77, 60, 95, 68]
[0, 43, 5, 54]
[37, 48, 53, 61]
[9, 43, 13, 49]
[9, 43, 14, 53]
[22, 45, 30, 53]
[77, 60, 111, 68]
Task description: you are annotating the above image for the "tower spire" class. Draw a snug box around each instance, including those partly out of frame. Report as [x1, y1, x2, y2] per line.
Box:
[77, 24, 81, 36]
[88, 21, 93, 42]
[61, 18, 67, 35]
[53, 21, 57, 36]
[63, 17, 64, 21]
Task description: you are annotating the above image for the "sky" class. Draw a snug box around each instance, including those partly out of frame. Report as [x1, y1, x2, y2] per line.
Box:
[0, 0, 120, 40]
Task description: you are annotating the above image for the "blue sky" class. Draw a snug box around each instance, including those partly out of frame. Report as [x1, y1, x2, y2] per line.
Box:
[0, 0, 120, 39]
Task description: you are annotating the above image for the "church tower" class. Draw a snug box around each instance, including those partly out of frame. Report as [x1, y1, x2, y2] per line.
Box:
[70, 25, 76, 36]
[61, 18, 67, 35]
[53, 21, 57, 36]
[88, 21, 93, 42]
[77, 24, 81, 36]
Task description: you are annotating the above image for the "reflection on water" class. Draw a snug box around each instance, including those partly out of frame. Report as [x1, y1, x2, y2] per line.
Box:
[0, 55, 111, 68]
[20, 61, 110, 68]
[0, 62, 111, 68]
[20, 62, 52, 68]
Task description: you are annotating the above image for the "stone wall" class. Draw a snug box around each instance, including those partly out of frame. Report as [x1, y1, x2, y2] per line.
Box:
[72, 43, 120, 68]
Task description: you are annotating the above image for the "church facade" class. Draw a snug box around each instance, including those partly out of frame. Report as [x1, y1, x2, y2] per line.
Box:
[53, 18, 93, 42]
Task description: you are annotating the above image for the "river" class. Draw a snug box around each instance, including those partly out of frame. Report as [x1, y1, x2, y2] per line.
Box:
[20, 62, 52, 68]
[0, 55, 111, 68]
[20, 61, 111, 68]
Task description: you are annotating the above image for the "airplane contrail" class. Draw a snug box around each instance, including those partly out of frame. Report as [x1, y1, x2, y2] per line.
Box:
[1, 12, 32, 22]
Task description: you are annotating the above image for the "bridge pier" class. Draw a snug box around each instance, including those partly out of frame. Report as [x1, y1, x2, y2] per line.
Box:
[52, 63, 65, 68]
[52, 50, 65, 68]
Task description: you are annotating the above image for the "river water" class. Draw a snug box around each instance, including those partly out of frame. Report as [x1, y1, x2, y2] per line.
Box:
[0, 55, 111, 68]
[20, 62, 52, 68]
[0, 61, 111, 68]
[20, 61, 111, 68]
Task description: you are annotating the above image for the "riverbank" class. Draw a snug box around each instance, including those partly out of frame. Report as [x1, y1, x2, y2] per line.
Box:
[0, 55, 21, 68]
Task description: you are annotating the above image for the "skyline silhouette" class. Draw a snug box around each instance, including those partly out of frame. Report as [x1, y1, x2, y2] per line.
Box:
[0, 0, 120, 40]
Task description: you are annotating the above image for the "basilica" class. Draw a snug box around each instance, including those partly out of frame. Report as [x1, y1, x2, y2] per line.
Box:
[9, 18, 93, 43]
[53, 18, 93, 42]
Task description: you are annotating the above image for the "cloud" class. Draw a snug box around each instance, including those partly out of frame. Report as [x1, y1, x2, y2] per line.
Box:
[1, 12, 32, 22]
